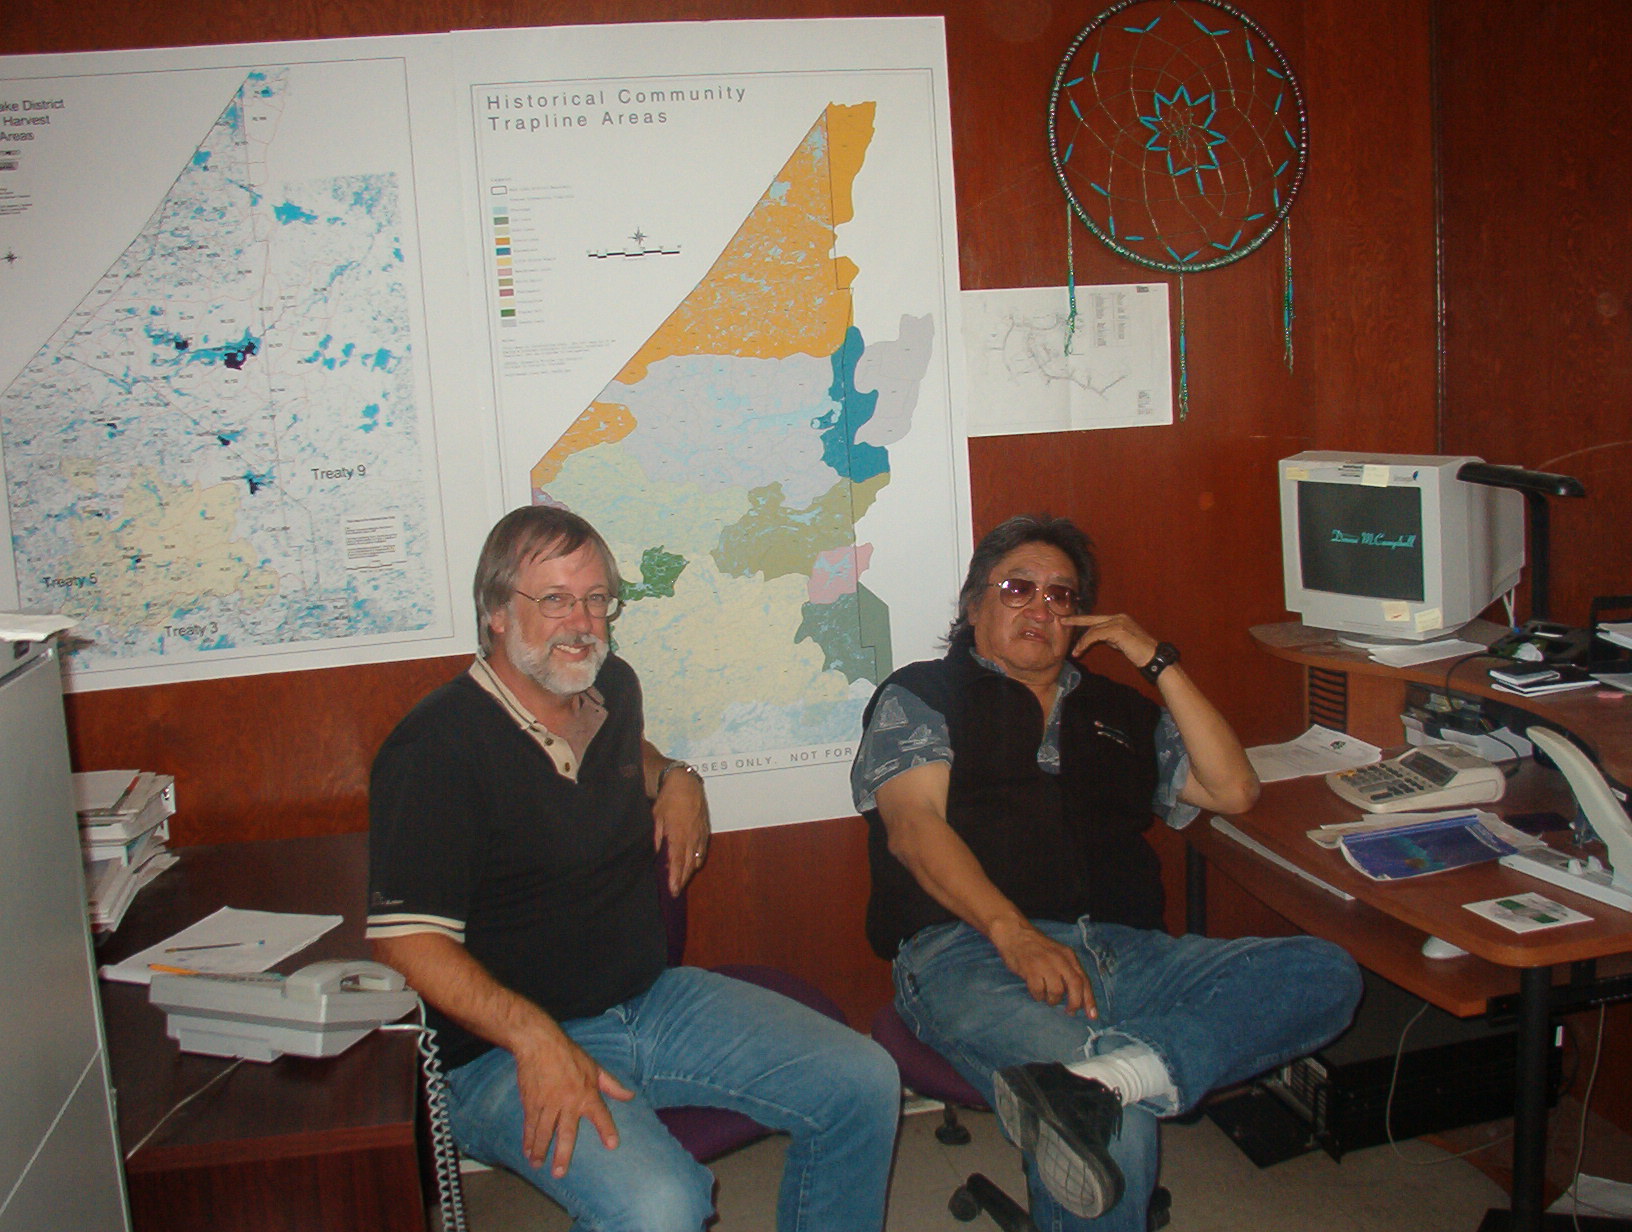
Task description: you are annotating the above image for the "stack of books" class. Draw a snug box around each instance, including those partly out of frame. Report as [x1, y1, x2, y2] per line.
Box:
[1487, 662, 1595, 697]
[73, 770, 179, 932]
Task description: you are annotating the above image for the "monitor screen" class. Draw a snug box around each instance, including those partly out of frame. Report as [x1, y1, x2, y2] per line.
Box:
[1297, 481, 1425, 603]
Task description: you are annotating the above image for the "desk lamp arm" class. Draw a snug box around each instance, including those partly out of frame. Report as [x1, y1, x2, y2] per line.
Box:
[1456, 463, 1587, 623]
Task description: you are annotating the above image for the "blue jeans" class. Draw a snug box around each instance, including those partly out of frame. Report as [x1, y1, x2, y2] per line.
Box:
[894, 920, 1361, 1232]
[446, 966, 900, 1232]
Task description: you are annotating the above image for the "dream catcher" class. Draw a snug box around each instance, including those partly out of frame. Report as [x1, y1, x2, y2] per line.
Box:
[1049, 0, 1307, 417]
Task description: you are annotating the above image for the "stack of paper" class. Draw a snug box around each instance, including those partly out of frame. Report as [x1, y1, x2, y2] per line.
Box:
[1597, 621, 1632, 651]
[74, 770, 179, 931]
[1246, 725, 1382, 784]
[98, 906, 342, 985]
[1349, 637, 1488, 668]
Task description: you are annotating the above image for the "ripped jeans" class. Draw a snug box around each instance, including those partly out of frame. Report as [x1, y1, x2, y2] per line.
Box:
[893, 919, 1360, 1232]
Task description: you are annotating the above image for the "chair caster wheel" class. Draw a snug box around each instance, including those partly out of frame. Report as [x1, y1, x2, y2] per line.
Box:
[1148, 1184, 1173, 1230]
[949, 1185, 980, 1221]
[935, 1106, 972, 1145]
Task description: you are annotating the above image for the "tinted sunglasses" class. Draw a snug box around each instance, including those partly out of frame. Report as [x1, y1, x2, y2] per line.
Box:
[988, 578, 1078, 615]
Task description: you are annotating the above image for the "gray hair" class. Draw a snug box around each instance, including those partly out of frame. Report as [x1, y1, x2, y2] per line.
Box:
[473, 506, 623, 655]
[949, 513, 1098, 641]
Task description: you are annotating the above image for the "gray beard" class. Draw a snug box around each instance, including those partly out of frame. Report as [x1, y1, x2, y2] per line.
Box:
[506, 630, 608, 697]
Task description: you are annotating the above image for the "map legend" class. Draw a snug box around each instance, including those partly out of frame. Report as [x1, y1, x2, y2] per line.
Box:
[490, 190, 515, 325]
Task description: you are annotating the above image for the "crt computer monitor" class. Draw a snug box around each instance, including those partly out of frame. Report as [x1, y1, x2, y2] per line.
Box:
[1279, 452, 1525, 642]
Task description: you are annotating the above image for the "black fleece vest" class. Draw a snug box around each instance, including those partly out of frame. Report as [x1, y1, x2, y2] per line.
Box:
[862, 636, 1164, 958]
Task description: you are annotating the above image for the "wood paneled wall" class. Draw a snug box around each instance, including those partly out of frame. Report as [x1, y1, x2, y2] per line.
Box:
[5, 0, 1440, 1028]
[1436, 1, 1632, 628]
[10, 2, 1627, 1131]
[1435, 0, 1632, 1135]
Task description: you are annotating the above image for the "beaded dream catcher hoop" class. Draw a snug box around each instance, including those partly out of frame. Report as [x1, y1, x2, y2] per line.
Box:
[1049, 0, 1307, 416]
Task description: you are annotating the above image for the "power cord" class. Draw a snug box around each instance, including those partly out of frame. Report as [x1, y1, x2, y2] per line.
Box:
[122, 1059, 245, 1160]
[1558, 1004, 1609, 1231]
[1381, 999, 1517, 1166]
[126, 1006, 469, 1231]
[1438, 650, 1492, 698]
[1416, 649, 1530, 772]
[1380, 995, 1600, 1206]
[1483, 721, 1531, 772]
[1376, 1001, 1505, 1164]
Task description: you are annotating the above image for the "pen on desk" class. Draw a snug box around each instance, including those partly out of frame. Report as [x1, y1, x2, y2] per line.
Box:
[164, 940, 264, 953]
[148, 964, 201, 975]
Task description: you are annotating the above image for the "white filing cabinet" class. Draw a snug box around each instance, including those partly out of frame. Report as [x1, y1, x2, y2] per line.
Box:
[0, 640, 129, 1231]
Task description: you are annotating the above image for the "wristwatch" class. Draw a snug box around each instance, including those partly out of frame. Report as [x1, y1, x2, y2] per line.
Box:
[1139, 641, 1181, 684]
[658, 759, 702, 792]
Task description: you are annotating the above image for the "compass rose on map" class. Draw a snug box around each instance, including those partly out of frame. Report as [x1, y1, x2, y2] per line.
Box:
[588, 227, 681, 260]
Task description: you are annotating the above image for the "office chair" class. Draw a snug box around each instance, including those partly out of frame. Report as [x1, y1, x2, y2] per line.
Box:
[655, 850, 850, 1163]
[871, 1002, 1172, 1231]
[871, 1001, 989, 1145]
[871, 1002, 1037, 1230]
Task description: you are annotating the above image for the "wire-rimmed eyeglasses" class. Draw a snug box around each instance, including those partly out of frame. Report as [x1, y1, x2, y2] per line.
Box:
[987, 578, 1078, 616]
[513, 588, 624, 620]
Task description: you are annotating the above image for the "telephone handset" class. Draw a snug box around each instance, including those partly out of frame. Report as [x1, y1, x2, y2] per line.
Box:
[150, 959, 419, 1062]
[1499, 726, 1632, 913]
[284, 958, 408, 999]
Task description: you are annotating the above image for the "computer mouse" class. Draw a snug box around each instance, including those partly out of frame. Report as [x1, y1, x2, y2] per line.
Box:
[1420, 936, 1467, 960]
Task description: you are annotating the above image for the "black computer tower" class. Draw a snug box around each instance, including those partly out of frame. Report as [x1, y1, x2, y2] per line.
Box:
[1263, 968, 1564, 1159]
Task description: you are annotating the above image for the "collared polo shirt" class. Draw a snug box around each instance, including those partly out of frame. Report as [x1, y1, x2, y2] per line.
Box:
[469, 653, 607, 781]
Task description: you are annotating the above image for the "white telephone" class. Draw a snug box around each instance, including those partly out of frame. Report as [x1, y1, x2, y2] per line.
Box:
[1499, 726, 1632, 913]
[149, 959, 418, 1062]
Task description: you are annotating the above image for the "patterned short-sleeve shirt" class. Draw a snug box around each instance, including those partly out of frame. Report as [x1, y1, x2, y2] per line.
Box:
[851, 648, 1199, 828]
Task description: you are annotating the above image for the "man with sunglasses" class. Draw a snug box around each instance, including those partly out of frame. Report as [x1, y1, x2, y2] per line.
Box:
[854, 514, 1359, 1232]
[368, 505, 898, 1232]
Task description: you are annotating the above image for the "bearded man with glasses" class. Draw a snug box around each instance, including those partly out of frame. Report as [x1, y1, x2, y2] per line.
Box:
[854, 514, 1360, 1232]
[368, 505, 898, 1232]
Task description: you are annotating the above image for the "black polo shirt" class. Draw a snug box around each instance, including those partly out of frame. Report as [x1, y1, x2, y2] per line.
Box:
[367, 656, 665, 1070]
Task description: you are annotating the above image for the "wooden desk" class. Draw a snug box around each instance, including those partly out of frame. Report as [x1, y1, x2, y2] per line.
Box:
[1189, 770, 1632, 1232]
[97, 833, 426, 1232]
[1193, 628, 1632, 1231]
[1251, 620, 1632, 789]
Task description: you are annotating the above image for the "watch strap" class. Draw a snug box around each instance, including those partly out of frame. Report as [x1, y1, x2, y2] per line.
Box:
[1139, 642, 1180, 684]
[658, 759, 702, 792]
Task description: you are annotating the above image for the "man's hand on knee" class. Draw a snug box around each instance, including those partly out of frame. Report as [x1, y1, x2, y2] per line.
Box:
[513, 1024, 635, 1176]
[988, 917, 1098, 1018]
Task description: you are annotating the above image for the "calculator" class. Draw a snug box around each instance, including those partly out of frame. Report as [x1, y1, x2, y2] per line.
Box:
[1325, 743, 1507, 813]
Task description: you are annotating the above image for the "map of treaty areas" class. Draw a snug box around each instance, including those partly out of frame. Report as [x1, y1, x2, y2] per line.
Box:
[0, 66, 443, 674]
[532, 102, 932, 770]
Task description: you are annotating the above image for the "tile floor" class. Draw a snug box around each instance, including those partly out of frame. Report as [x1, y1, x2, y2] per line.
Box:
[445, 1097, 1518, 1230]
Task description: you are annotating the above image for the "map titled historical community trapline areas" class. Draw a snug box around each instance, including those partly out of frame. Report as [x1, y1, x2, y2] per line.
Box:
[522, 100, 935, 776]
[0, 61, 448, 678]
[459, 19, 967, 828]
